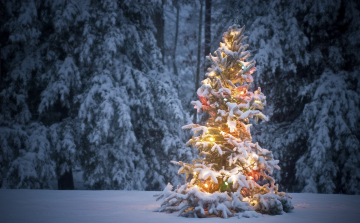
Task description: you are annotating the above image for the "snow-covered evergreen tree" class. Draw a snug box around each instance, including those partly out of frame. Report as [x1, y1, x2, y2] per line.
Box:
[296, 70, 360, 193]
[0, 0, 40, 125]
[211, 0, 360, 194]
[252, 0, 360, 194]
[38, 0, 85, 188]
[0, 0, 56, 188]
[1, 0, 192, 190]
[49, 118, 80, 187]
[1, 0, 358, 193]
[76, 0, 192, 190]
[156, 24, 293, 218]
[4, 123, 55, 189]
[292, 0, 360, 194]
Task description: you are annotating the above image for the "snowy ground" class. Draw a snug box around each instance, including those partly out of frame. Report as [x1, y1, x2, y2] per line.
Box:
[0, 190, 359, 223]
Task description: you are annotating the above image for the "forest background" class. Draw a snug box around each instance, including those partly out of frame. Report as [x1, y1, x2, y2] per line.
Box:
[0, 0, 359, 194]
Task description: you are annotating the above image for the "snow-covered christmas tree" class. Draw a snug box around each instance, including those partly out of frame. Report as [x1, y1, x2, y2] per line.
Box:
[155, 24, 293, 218]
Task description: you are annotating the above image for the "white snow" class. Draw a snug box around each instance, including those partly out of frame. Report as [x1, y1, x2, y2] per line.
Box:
[0, 190, 359, 223]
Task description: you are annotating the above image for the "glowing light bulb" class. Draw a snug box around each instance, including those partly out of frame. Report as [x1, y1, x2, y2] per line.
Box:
[205, 183, 209, 188]
[249, 176, 253, 180]
[224, 182, 229, 186]
[193, 171, 197, 175]
[254, 100, 261, 104]
[208, 71, 215, 77]
[203, 79, 211, 85]
[210, 137, 215, 142]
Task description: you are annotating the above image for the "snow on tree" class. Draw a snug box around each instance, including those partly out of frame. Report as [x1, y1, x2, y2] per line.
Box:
[76, 0, 192, 190]
[1, 0, 357, 193]
[36, 0, 84, 188]
[38, 0, 87, 119]
[252, 0, 360, 194]
[240, 0, 310, 188]
[0, 0, 57, 188]
[0, 124, 28, 188]
[49, 118, 80, 186]
[0, 0, 41, 125]
[210, 0, 360, 194]
[131, 71, 193, 190]
[2, 123, 55, 189]
[39, 55, 81, 114]
[0, 0, 192, 190]
[296, 70, 360, 194]
[75, 0, 145, 190]
[155, 24, 293, 218]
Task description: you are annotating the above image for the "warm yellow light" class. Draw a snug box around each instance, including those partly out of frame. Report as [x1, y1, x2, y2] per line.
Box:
[209, 137, 215, 142]
[205, 183, 209, 188]
[202, 79, 211, 85]
[208, 71, 215, 77]
[254, 100, 261, 104]
[249, 176, 253, 180]
[193, 171, 197, 175]
[195, 185, 198, 187]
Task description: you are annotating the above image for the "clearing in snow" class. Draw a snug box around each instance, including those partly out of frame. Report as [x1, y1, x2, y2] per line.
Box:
[0, 190, 359, 223]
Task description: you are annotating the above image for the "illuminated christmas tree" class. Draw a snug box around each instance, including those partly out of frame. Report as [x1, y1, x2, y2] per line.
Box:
[155, 24, 293, 218]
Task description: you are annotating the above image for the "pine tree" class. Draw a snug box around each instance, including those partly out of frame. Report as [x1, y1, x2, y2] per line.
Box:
[76, 0, 192, 190]
[0, 0, 56, 188]
[39, 0, 84, 189]
[155, 24, 293, 218]
[210, 0, 360, 194]
[0, 0, 192, 190]
[76, 0, 145, 190]
[4, 123, 55, 189]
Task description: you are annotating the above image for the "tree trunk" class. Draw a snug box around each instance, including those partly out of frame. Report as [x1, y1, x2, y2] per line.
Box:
[58, 168, 75, 190]
[173, 1, 180, 89]
[153, 0, 165, 63]
[194, 0, 204, 124]
[204, 0, 211, 74]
